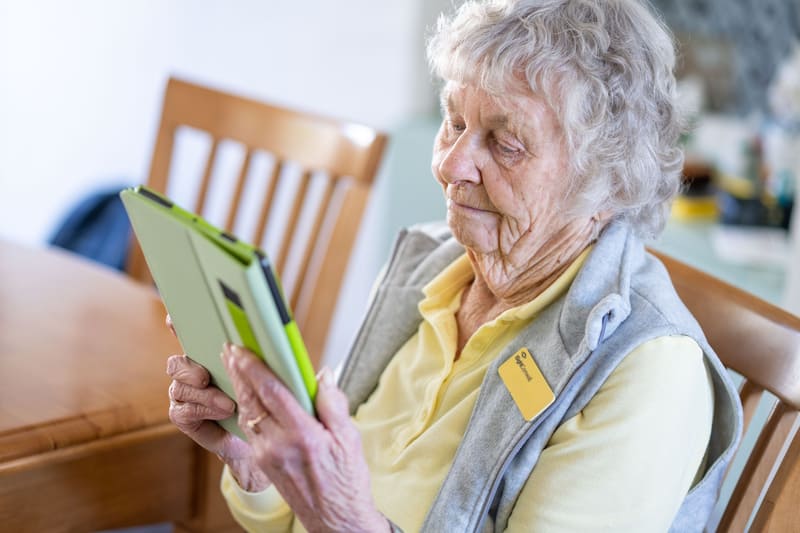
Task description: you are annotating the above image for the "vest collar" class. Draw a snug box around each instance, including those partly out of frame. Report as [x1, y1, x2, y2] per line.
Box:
[415, 219, 639, 358]
[560, 219, 638, 354]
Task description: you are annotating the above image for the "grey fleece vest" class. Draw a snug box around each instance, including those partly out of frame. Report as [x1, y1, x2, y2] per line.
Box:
[338, 220, 743, 532]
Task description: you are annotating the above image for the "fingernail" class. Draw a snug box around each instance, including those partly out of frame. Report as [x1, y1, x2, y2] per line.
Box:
[215, 394, 236, 413]
[317, 366, 334, 387]
[229, 344, 248, 370]
[220, 346, 235, 370]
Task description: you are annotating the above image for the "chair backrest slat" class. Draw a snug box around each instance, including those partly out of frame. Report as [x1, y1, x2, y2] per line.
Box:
[290, 178, 336, 311]
[721, 402, 793, 531]
[194, 138, 219, 216]
[740, 380, 764, 435]
[225, 148, 253, 233]
[753, 421, 800, 531]
[294, 179, 370, 359]
[127, 77, 387, 363]
[276, 170, 313, 277]
[252, 161, 283, 247]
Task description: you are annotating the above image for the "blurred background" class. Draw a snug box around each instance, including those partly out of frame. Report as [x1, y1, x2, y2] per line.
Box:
[1, 0, 800, 368]
[0, 0, 451, 368]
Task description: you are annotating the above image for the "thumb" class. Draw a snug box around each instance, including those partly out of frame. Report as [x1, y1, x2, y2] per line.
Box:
[314, 367, 351, 432]
[165, 313, 177, 338]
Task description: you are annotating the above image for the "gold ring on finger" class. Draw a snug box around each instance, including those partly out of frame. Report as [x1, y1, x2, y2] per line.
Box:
[246, 411, 268, 434]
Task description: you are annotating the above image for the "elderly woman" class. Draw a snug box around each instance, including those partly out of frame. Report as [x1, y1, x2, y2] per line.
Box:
[166, 0, 742, 531]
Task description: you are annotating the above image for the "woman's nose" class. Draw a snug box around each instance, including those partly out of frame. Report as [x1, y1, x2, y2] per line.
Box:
[437, 133, 481, 185]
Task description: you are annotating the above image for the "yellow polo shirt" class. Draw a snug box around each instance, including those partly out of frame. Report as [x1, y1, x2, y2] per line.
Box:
[222, 250, 714, 532]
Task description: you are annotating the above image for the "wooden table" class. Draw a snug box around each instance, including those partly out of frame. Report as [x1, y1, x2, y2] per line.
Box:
[0, 241, 216, 531]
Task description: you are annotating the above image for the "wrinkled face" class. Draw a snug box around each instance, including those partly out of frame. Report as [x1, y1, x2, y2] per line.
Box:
[432, 82, 573, 256]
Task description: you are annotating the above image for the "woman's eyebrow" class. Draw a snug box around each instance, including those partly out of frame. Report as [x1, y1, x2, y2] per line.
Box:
[485, 114, 523, 136]
[440, 91, 459, 116]
[485, 115, 509, 129]
[486, 114, 538, 150]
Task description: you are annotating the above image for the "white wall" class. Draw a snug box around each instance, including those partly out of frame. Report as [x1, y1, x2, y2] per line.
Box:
[0, 0, 439, 242]
[0, 0, 449, 366]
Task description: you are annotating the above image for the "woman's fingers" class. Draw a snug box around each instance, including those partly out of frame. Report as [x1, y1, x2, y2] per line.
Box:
[168, 380, 238, 456]
[221, 345, 260, 406]
[169, 380, 235, 412]
[166, 354, 210, 388]
[222, 343, 314, 431]
[166, 355, 236, 442]
[218, 344, 386, 530]
[221, 344, 271, 435]
[169, 397, 234, 423]
[165, 313, 177, 337]
[312, 367, 353, 435]
[168, 404, 233, 451]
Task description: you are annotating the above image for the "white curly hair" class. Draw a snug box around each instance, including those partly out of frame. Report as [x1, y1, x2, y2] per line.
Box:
[427, 0, 685, 240]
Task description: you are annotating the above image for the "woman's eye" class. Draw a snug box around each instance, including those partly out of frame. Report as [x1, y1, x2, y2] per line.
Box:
[498, 143, 517, 154]
[493, 138, 521, 156]
[448, 120, 465, 134]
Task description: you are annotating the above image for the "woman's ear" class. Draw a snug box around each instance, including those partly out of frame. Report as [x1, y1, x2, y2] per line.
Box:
[592, 209, 617, 226]
[590, 210, 615, 238]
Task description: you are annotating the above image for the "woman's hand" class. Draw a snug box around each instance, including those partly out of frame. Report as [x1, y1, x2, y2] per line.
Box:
[165, 315, 270, 492]
[222, 342, 389, 533]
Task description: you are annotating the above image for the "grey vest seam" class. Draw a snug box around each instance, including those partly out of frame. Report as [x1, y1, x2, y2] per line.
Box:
[630, 284, 682, 333]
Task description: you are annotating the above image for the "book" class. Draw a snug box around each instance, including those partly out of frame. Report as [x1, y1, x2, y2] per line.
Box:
[121, 186, 316, 440]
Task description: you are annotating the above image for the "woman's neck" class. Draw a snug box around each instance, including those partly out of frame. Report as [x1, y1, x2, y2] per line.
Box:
[453, 218, 598, 359]
[465, 217, 598, 311]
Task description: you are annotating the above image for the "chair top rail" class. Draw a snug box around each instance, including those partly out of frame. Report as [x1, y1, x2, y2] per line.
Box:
[652, 250, 800, 409]
[161, 78, 387, 183]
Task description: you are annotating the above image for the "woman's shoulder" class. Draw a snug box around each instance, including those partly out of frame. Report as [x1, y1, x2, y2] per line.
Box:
[619, 334, 707, 382]
[587, 335, 712, 426]
[550, 334, 713, 455]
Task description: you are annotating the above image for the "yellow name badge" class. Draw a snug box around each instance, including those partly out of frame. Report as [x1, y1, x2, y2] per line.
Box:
[498, 348, 555, 421]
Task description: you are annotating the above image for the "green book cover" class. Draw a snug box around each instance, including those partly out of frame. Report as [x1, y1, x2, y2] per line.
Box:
[120, 187, 317, 441]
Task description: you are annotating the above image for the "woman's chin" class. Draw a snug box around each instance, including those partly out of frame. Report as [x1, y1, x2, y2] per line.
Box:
[447, 218, 495, 254]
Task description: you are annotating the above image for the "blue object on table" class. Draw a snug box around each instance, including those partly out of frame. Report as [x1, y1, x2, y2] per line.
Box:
[49, 185, 133, 271]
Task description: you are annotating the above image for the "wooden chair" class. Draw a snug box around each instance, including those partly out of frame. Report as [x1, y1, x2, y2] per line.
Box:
[127, 77, 387, 533]
[127, 77, 388, 366]
[654, 251, 800, 532]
